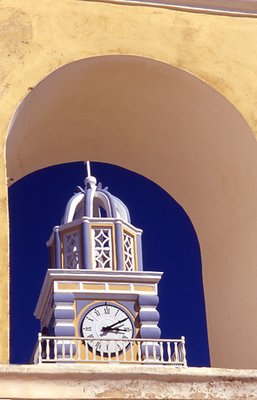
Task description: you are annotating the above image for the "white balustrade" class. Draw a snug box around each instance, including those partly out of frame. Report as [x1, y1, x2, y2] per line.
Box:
[34, 335, 187, 366]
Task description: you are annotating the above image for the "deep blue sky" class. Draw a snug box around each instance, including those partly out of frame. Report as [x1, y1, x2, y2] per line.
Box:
[9, 161, 210, 366]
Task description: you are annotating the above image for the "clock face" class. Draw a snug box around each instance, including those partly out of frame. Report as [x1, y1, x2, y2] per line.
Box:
[81, 303, 134, 354]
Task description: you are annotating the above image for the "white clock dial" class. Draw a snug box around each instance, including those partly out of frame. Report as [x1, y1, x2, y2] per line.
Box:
[81, 303, 134, 354]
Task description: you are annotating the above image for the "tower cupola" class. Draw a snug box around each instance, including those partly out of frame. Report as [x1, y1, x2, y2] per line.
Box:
[63, 174, 131, 223]
[47, 164, 143, 272]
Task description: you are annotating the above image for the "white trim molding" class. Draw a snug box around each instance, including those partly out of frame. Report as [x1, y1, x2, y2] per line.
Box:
[81, 0, 257, 17]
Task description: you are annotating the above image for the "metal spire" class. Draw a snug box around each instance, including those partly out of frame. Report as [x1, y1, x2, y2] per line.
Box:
[84, 161, 96, 189]
[86, 161, 91, 178]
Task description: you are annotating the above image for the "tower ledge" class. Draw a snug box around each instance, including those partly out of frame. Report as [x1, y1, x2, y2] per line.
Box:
[0, 364, 256, 399]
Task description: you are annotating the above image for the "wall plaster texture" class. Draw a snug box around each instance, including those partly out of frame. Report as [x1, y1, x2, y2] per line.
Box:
[0, 364, 256, 399]
[1, 0, 257, 370]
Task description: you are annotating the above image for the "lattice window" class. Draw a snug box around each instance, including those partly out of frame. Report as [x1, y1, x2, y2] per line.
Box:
[63, 231, 80, 269]
[123, 231, 135, 271]
[92, 227, 113, 270]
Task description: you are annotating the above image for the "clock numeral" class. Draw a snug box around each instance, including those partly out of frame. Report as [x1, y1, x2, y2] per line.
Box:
[104, 306, 110, 314]
[95, 341, 101, 350]
[122, 335, 128, 340]
[83, 327, 92, 331]
[86, 317, 94, 322]
[115, 309, 119, 317]
[87, 334, 94, 339]
[94, 309, 100, 316]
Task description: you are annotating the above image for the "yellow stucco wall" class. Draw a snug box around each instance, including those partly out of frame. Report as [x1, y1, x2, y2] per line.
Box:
[1, 0, 257, 364]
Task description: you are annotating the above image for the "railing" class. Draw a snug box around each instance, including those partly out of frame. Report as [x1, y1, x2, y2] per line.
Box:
[32, 334, 187, 366]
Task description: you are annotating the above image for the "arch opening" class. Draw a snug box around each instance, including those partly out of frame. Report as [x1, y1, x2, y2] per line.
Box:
[6, 55, 257, 368]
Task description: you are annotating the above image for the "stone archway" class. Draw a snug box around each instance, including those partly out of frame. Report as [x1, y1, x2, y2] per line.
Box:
[5, 55, 257, 368]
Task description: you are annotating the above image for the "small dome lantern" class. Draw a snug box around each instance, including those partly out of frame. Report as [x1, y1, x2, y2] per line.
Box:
[47, 162, 143, 272]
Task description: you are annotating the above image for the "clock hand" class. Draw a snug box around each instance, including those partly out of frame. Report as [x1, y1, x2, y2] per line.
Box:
[109, 317, 128, 328]
[99, 330, 127, 338]
[105, 328, 128, 332]
[102, 317, 128, 331]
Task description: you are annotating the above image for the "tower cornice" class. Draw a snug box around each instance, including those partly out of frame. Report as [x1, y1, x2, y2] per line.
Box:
[34, 270, 163, 320]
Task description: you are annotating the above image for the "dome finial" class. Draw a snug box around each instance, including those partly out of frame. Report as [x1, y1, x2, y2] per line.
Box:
[84, 161, 97, 189]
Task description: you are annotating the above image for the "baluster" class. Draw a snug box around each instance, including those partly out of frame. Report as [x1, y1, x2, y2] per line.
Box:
[38, 333, 42, 364]
[138, 340, 142, 362]
[93, 343, 96, 361]
[108, 341, 111, 362]
[85, 340, 89, 361]
[145, 342, 149, 361]
[54, 339, 57, 361]
[181, 336, 187, 367]
[160, 342, 164, 363]
[167, 341, 172, 363]
[77, 340, 81, 361]
[122, 341, 126, 362]
[46, 339, 50, 361]
[100, 345, 104, 361]
[115, 342, 119, 361]
[62, 340, 66, 360]
[130, 341, 134, 362]
[153, 342, 157, 360]
[174, 342, 179, 362]
[178, 342, 182, 362]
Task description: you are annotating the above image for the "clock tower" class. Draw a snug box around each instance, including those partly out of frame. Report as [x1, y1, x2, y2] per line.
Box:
[34, 164, 186, 365]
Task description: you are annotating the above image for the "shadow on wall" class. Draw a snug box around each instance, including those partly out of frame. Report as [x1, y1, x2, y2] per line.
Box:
[9, 161, 210, 366]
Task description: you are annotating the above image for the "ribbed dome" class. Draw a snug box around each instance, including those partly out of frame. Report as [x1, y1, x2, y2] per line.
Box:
[63, 175, 131, 224]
